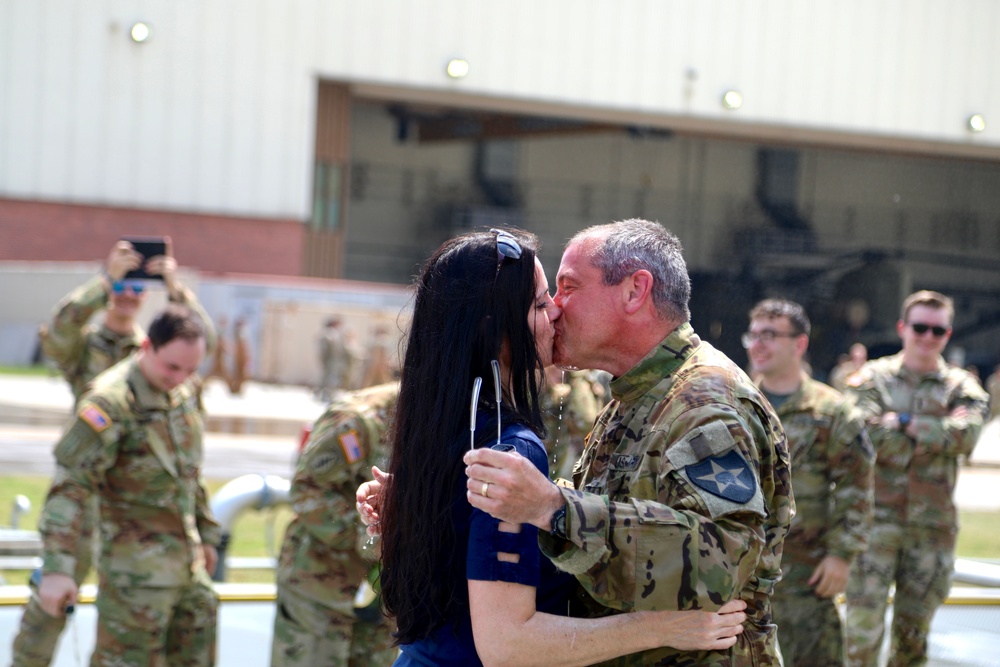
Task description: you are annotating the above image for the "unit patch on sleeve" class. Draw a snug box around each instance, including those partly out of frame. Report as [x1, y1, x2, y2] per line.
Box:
[685, 450, 756, 503]
[79, 404, 112, 433]
[337, 430, 365, 464]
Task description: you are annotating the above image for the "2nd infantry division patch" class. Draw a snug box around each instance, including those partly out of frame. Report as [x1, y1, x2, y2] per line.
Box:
[685, 450, 756, 503]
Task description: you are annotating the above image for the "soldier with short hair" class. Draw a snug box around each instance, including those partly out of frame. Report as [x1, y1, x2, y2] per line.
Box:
[844, 290, 988, 667]
[271, 382, 400, 667]
[12, 238, 214, 667]
[745, 298, 874, 666]
[36, 304, 221, 666]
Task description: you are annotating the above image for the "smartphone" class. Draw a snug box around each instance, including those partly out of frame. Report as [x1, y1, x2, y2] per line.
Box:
[120, 236, 167, 281]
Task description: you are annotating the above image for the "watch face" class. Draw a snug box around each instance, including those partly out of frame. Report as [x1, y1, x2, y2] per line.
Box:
[550, 506, 567, 539]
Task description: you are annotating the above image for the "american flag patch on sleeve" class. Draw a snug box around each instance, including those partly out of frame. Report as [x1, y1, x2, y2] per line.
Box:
[337, 430, 365, 464]
[79, 404, 112, 433]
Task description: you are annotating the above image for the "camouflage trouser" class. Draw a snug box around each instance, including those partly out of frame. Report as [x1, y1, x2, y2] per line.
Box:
[91, 576, 218, 666]
[771, 582, 844, 667]
[845, 522, 955, 667]
[11, 496, 98, 667]
[270, 587, 397, 667]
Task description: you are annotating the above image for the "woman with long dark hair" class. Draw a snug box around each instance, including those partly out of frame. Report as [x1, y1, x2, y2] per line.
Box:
[372, 229, 746, 666]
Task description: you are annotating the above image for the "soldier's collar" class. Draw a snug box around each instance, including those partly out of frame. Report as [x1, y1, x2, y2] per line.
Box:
[96, 322, 144, 346]
[127, 360, 172, 410]
[610, 322, 699, 402]
[892, 352, 949, 382]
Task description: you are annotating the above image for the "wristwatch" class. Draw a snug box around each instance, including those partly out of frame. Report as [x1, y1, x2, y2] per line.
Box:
[898, 412, 912, 431]
[549, 503, 568, 540]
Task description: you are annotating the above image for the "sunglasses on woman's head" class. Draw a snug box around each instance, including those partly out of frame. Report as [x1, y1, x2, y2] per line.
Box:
[490, 228, 522, 273]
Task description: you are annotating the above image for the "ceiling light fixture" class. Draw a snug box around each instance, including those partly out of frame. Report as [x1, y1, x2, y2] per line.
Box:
[721, 90, 743, 110]
[130, 22, 151, 43]
[446, 59, 469, 79]
[967, 114, 986, 133]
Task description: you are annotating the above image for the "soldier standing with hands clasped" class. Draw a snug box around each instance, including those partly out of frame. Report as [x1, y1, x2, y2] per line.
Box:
[35, 305, 221, 666]
[11, 238, 214, 667]
[744, 298, 874, 666]
[844, 290, 988, 667]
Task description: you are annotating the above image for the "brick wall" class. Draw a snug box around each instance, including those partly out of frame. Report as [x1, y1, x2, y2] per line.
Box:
[0, 197, 306, 276]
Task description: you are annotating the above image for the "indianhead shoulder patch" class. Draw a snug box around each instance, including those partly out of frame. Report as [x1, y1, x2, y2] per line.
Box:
[337, 430, 365, 464]
[685, 450, 756, 504]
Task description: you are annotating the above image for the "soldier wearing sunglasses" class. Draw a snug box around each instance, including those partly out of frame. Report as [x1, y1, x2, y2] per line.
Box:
[12, 238, 214, 667]
[843, 290, 988, 667]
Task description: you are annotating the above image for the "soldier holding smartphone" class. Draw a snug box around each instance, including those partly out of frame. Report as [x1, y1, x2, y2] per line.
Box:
[10, 237, 215, 667]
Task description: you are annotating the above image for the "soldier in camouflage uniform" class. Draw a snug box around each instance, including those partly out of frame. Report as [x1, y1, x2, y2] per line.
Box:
[541, 366, 602, 480]
[745, 299, 874, 666]
[12, 239, 214, 667]
[465, 219, 794, 665]
[271, 382, 400, 667]
[843, 290, 988, 667]
[35, 305, 221, 666]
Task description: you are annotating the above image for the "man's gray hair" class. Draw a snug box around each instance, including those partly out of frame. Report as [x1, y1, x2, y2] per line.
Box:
[571, 218, 691, 322]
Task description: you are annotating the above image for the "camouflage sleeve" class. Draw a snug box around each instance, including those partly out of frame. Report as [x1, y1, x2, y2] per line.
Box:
[541, 411, 774, 613]
[40, 275, 108, 377]
[915, 374, 989, 457]
[845, 372, 892, 438]
[823, 403, 875, 561]
[169, 285, 218, 357]
[288, 411, 367, 554]
[39, 397, 121, 578]
[195, 481, 223, 547]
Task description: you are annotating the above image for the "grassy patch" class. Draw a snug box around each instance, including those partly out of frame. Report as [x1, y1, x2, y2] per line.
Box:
[5, 474, 999, 585]
[957, 511, 1000, 562]
[1, 475, 293, 585]
[0, 365, 53, 377]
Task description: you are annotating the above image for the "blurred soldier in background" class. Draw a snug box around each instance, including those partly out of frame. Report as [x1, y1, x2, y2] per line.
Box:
[829, 343, 867, 393]
[12, 238, 214, 667]
[318, 318, 349, 401]
[844, 290, 988, 667]
[271, 382, 400, 667]
[540, 366, 601, 480]
[35, 305, 221, 666]
[745, 299, 874, 667]
[985, 363, 1000, 421]
[360, 326, 395, 389]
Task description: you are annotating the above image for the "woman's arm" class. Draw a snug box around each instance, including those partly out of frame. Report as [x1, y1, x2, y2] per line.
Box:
[469, 579, 745, 667]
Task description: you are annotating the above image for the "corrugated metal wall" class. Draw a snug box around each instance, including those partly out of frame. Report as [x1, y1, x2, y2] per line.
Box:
[1, 0, 997, 220]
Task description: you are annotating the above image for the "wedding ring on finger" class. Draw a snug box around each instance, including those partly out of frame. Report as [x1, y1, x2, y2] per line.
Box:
[482, 482, 490, 498]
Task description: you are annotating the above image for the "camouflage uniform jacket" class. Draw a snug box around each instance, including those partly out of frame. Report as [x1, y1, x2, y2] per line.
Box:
[540, 323, 793, 665]
[845, 353, 988, 529]
[769, 376, 874, 588]
[276, 382, 399, 618]
[40, 357, 222, 587]
[40, 274, 216, 404]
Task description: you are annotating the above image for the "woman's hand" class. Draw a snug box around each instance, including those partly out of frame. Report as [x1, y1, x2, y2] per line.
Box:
[646, 598, 747, 651]
[355, 466, 390, 536]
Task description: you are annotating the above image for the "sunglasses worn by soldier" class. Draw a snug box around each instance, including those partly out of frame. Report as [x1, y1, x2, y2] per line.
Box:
[111, 280, 146, 296]
[908, 322, 948, 338]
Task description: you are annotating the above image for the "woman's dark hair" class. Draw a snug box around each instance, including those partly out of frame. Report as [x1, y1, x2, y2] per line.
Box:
[379, 228, 546, 644]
